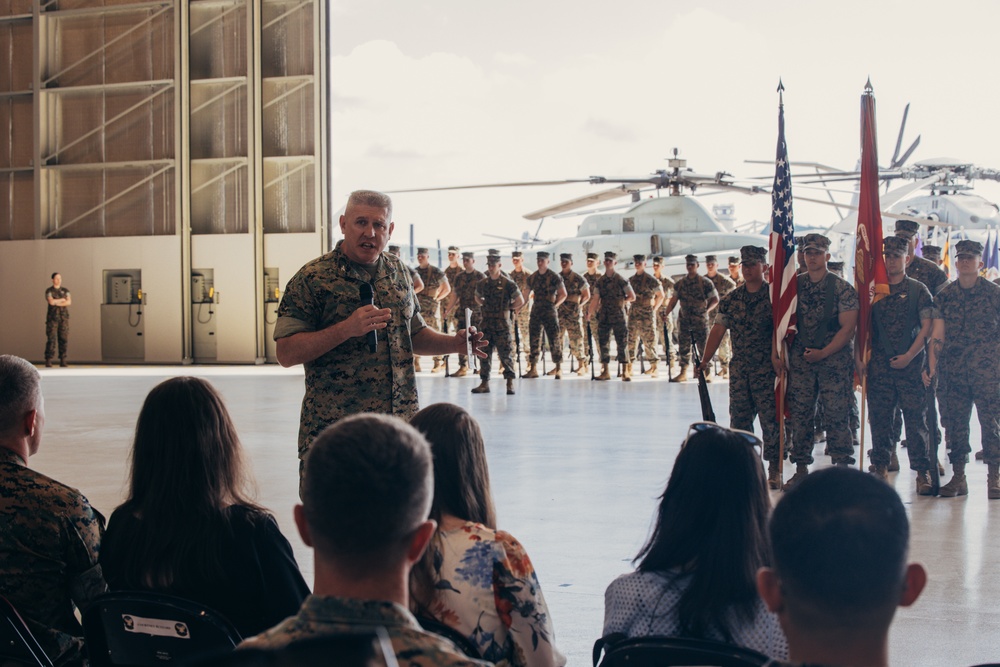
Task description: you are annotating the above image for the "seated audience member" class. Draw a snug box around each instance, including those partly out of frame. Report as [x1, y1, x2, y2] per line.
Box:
[240, 413, 490, 667]
[603, 423, 788, 659]
[0, 354, 108, 665]
[409, 403, 565, 667]
[757, 467, 927, 667]
[99, 377, 308, 637]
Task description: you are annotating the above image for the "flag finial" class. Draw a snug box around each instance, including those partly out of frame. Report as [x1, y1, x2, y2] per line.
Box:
[864, 77, 873, 93]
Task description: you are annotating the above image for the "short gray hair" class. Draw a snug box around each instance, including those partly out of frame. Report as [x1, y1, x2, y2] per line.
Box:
[0, 355, 41, 435]
[347, 190, 393, 221]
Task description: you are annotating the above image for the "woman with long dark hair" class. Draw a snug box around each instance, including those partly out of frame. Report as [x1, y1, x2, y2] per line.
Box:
[409, 403, 565, 667]
[603, 422, 787, 658]
[99, 377, 308, 637]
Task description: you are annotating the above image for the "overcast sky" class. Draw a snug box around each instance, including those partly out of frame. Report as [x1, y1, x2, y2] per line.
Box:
[329, 0, 1000, 249]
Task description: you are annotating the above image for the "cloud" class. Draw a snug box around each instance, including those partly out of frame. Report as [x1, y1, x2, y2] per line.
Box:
[493, 52, 533, 67]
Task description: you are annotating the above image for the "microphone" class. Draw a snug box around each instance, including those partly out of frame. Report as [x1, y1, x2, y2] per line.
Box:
[359, 283, 377, 353]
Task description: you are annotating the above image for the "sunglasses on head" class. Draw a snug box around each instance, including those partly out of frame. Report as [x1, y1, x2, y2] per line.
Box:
[683, 421, 762, 452]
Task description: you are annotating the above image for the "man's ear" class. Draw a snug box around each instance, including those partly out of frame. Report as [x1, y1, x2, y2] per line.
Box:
[406, 520, 437, 564]
[293, 504, 313, 548]
[22, 409, 37, 438]
[757, 567, 785, 613]
[899, 563, 927, 607]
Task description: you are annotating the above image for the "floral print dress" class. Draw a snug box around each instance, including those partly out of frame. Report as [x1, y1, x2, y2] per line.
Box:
[423, 521, 565, 667]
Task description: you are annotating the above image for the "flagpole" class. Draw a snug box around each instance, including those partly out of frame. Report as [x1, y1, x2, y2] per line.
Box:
[859, 373, 868, 470]
[778, 345, 786, 478]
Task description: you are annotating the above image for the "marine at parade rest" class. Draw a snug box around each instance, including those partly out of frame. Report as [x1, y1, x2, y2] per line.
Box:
[627, 255, 665, 378]
[588, 251, 636, 382]
[415, 247, 451, 373]
[705, 254, 737, 380]
[728, 255, 744, 287]
[471, 252, 525, 395]
[661, 254, 719, 383]
[524, 252, 567, 379]
[510, 250, 533, 361]
[652, 256, 676, 370]
[582, 252, 601, 359]
[556, 253, 591, 376]
[444, 252, 486, 377]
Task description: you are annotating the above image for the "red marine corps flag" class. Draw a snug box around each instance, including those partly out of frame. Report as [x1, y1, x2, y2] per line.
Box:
[855, 80, 890, 465]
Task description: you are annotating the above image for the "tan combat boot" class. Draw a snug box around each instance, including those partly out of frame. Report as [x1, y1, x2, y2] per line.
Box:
[939, 463, 968, 497]
[888, 449, 900, 472]
[915, 471, 934, 496]
[471, 380, 490, 394]
[988, 464, 1000, 500]
[554, 363, 562, 380]
[649, 359, 659, 378]
[453, 365, 468, 378]
[669, 364, 688, 383]
[767, 463, 781, 491]
[523, 362, 539, 379]
[596, 364, 611, 381]
[782, 464, 809, 492]
[506, 378, 515, 395]
[577, 357, 589, 376]
[546, 365, 559, 376]
[431, 359, 443, 373]
[870, 465, 889, 482]
[414, 357, 422, 373]
[622, 363, 632, 382]
[719, 362, 729, 379]
[703, 367, 713, 383]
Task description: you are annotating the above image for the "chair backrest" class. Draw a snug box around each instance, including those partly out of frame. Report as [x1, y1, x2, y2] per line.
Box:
[414, 614, 481, 659]
[593, 634, 770, 667]
[82, 591, 242, 667]
[0, 596, 54, 667]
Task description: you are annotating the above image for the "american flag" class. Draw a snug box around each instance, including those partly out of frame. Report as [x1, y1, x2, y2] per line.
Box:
[769, 89, 797, 433]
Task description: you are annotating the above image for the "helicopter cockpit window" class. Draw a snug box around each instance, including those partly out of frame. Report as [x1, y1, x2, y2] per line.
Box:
[622, 217, 635, 233]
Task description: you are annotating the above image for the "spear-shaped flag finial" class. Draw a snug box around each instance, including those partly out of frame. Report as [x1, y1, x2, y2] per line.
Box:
[777, 78, 784, 106]
[865, 77, 873, 93]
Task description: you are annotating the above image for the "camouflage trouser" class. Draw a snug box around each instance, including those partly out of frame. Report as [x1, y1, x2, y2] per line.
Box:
[939, 371, 1000, 466]
[676, 315, 708, 367]
[454, 311, 482, 368]
[866, 356, 930, 471]
[417, 297, 442, 362]
[597, 307, 628, 364]
[515, 303, 531, 356]
[627, 307, 656, 365]
[788, 348, 856, 465]
[529, 303, 561, 364]
[718, 331, 732, 368]
[656, 310, 675, 363]
[480, 316, 516, 381]
[730, 365, 780, 463]
[557, 301, 586, 362]
[45, 314, 69, 361]
[584, 317, 599, 363]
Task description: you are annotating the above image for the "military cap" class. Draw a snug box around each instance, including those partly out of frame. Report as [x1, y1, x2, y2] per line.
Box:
[894, 219, 920, 238]
[704, 255, 718, 263]
[728, 255, 740, 265]
[794, 235, 805, 245]
[883, 235, 909, 257]
[416, 246, 429, 255]
[684, 254, 698, 264]
[801, 233, 831, 252]
[448, 245, 460, 253]
[955, 239, 984, 257]
[586, 252, 599, 260]
[511, 250, 523, 258]
[487, 248, 501, 256]
[537, 251, 551, 260]
[922, 244, 942, 260]
[560, 253, 573, 261]
[633, 254, 646, 263]
[388, 244, 401, 253]
[486, 254, 502, 264]
[740, 246, 767, 264]
[652, 255, 664, 266]
[828, 261, 845, 274]
[461, 251, 475, 260]
[604, 251, 618, 260]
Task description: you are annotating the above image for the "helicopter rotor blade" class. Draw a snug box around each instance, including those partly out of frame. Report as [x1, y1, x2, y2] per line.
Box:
[894, 136, 921, 171]
[384, 179, 596, 194]
[890, 103, 909, 169]
[522, 185, 638, 221]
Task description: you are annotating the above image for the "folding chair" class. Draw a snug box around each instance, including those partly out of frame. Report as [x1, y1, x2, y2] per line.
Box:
[0, 595, 53, 667]
[593, 633, 770, 667]
[82, 592, 241, 667]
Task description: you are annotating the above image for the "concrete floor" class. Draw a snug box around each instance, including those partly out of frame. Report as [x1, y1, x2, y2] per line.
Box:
[28, 364, 1000, 666]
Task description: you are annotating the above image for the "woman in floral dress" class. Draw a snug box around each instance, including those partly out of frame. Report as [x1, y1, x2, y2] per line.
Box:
[410, 403, 565, 667]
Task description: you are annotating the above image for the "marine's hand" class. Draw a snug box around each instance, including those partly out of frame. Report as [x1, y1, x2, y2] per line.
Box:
[803, 347, 827, 363]
[889, 352, 911, 370]
[922, 369, 933, 388]
[455, 327, 488, 358]
[344, 304, 391, 339]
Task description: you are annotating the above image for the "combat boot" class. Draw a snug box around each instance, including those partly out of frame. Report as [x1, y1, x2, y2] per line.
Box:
[413, 357, 422, 373]
[649, 359, 659, 378]
[554, 363, 562, 380]
[719, 363, 729, 379]
[506, 378, 515, 395]
[45, 359, 53, 368]
[988, 464, 1000, 500]
[523, 362, 539, 379]
[767, 463, 781, 491]
[939, 463, 968, 497]
[870, 465, 889, 482]
[622, 363, 632, 382]
[546, 366, 559, 376]
[577, 357, 589, 376]
[915, 471, 934, 496]
[453, 365, 468, 377]
[596, 364, 611, 381]
[669, 365, 688, 383]
[782, 464, 809, 491]
[59, 359, 67, 367]
[888, 450, 900, 472]
[431, 359, 443, 373]
[471, 380, 490, 394]
[703, 367, 713, 383]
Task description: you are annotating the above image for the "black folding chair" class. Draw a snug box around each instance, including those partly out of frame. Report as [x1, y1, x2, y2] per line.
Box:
[593, 633, 770, 667]
[0, 596, 53, 667]
[415, 614, 482, 659]
[82, 592, 241, 667]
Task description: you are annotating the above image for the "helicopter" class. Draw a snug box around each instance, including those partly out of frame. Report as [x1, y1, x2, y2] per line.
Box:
[387, 150, 772, 276]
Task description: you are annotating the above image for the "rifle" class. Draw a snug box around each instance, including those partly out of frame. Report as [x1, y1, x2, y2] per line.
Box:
[442, 317, 451, 377]
[662, 316, 671, 365]
[512, 309, 522, 377]
[924, 341, 940, 495]
[637, 337, 646, 375]
[586, 318, 596, 380]
[691, 332, 716, 422]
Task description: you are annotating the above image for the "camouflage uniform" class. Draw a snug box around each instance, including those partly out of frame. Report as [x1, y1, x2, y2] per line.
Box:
[0, 448, 108, 666]
[907, 254, 949, 448]
[936, 277, 1000, 465]
[627, 273, 662, 364]
[595, 273, 630, 364]
[476, 274, 521, 381]
[527, 270, 564, 365]
[510, 267, 533, 351]
[451, 269, 486, 368]
[788, 272, 859, 465]
[708, 273, 737, 372]
[240, 595, 490, 666]
[655, 275, 675, 362]
[583, 271, 601, 359]
[44, 285, 70, 363]
[416, 264, 446, 365]
[672, 274, 718, 366]
[555, 271, 587, 365]
[717, 285, 781, 462]
[275, 242, 424, 460]
[866, 278, 935, 471]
